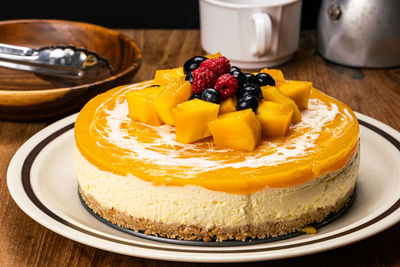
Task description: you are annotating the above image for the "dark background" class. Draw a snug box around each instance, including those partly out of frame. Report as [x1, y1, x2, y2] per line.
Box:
[0, 0, 322, 30]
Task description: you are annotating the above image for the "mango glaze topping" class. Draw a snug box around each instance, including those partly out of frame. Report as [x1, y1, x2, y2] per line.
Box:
[75, 80, 359, 195]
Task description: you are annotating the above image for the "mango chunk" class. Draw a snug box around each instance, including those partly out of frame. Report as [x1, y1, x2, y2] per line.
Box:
[278, 80, 312, 110]
[127, 86, 164, 126]
[206, 52, 223, 59]
[261, 86, 302, 123]
[153, 77, 192, 125]
[209, 109, 261, 152]
[153, 67, 184, 87]
[260, 69, 285, 85]
[172, 99, 220, 144]
[219, 97, 237, 114]
[257, 101, 293, 137]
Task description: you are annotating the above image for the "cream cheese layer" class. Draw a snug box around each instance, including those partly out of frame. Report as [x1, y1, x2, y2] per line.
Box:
[75, 145, 359, 227]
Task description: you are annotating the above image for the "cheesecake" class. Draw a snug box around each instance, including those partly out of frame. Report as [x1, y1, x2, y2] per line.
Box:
[74, 55, 359, 242]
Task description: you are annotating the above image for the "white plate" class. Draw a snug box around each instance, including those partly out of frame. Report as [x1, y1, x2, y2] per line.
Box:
[7, 112, 400, 263]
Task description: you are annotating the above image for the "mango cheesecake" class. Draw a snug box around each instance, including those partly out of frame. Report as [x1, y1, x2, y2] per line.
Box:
[74, 54, 360, 242]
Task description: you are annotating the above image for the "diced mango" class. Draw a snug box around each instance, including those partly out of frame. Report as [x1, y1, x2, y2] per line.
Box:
[172, 99, 220, 144]
[127, 86, 164, 126]
[153, 67, 184, 86]
[261, 86, 302, 123]
[257, 101, 293, 137]
[219, 97, 237, 114]
[153, 77, 192, 125]
[209, 109, 261, 152]
[260, 69, 285, 85]
[206, 52, 223, 59]
[278, 80, 312, 110]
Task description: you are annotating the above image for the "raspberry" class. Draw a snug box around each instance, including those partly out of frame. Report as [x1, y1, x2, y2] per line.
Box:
[214, 74, 239, 99]
[191, 67, 217, 93]
[199, 56, 231, 76]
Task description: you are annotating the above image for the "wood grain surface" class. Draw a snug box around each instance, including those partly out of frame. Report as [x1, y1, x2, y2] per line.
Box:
[1, 30, 399, 266]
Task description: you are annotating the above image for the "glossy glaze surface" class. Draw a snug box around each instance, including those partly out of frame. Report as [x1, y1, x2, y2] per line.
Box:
[75, 80, 359, 194]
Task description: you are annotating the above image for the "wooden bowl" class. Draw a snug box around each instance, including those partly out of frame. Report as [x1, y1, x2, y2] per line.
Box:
[0, 19, 142, 121]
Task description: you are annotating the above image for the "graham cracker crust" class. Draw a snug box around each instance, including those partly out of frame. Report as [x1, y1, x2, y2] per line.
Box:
[79, 186, 355, 242]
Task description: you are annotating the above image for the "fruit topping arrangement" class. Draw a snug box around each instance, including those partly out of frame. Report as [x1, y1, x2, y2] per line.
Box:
[127, 53, 312, 151]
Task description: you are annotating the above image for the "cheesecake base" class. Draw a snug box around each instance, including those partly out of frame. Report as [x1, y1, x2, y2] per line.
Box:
[79, 183, 356, 242]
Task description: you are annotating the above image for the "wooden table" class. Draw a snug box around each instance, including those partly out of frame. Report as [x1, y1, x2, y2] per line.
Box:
[1, 29, 399, 266]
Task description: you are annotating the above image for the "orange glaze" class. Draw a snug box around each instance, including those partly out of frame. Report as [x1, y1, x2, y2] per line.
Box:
[75, 80, 359, 195]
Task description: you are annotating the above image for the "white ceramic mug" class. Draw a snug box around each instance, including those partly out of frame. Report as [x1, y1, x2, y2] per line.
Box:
[199, 0, 302, 69]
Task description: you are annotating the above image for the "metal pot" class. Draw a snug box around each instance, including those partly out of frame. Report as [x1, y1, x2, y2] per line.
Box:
[317, 0, 400, 68]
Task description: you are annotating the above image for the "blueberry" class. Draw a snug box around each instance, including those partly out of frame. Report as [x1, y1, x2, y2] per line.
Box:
[243, 73, 258, 85]
[230, 69, 246, 89]
[255, 73, 275, 86]
[237, 84, 262, 100]
[230, 66, 242, 73]
[237, 94, 259, 112]
[185, 71, 193, 83]
[183, 56, 208, 74]
[189, 93, 202, 101]
[201, 88, 221, 104]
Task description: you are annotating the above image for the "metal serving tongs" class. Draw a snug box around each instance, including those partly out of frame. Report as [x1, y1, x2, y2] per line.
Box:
[0, 43, 113, 86]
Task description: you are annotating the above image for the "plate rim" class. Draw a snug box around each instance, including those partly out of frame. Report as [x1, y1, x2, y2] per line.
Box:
[6, 112, 400, 262]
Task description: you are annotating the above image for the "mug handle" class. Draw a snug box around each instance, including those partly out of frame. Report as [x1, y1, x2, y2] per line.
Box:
[251, 12, 272, 57]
